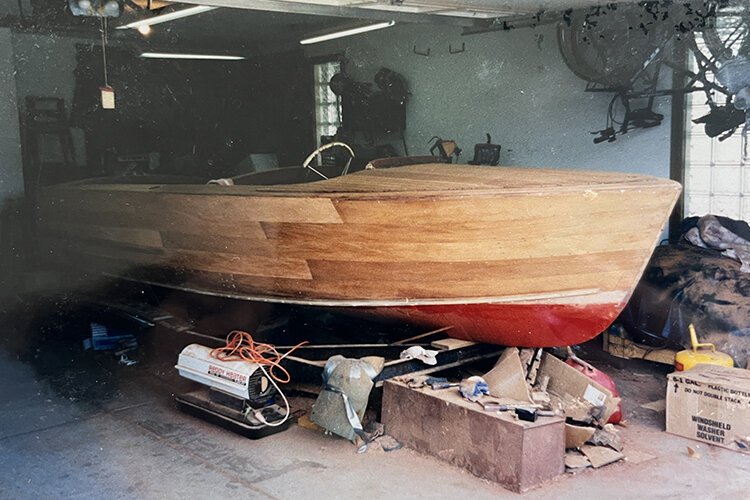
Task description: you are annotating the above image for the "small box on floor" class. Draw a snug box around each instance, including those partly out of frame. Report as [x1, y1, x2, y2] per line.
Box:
[666, 364, 750, 453]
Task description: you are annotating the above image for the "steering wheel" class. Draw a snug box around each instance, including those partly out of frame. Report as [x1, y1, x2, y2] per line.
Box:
[301, 142, 355, 180]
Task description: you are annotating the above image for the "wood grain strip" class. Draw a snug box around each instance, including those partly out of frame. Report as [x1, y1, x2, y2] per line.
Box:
[332, 189, 673, 225]
[59, 224, 164, 248]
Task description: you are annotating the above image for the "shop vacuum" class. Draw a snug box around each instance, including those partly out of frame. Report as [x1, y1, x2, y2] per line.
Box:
[175, 344, 291, 438]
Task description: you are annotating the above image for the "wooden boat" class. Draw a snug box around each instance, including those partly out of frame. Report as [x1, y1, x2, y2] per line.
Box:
[35, 161, 680, 347]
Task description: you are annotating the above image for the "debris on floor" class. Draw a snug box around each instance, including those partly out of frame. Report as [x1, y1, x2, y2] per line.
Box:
[640, 399, 667, 412]
[459, 375, 490, 401]
[535, 351, 626, 472]
[310, 355, 384, 442]
[564, 451, 592, 471]
[539, 352, 621, 426]
[399, 345, 440, 365]
[83, 322, 137, 352]
[403, 347, 628, 475]
[483, 347, 534, 403]
[565, 423, 595, 449]
[580, 444, 624, 468]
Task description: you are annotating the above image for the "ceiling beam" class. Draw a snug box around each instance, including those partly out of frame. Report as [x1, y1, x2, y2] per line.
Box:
[173, 0, 482, 27]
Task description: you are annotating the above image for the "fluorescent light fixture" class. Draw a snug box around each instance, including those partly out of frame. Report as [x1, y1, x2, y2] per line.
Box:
[139, 52, 245, 61]
[117, 5, 216, 30]
[300, 21, 395, 45]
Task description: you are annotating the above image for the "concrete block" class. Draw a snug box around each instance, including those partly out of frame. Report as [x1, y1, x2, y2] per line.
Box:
[382, 379, 565, 492]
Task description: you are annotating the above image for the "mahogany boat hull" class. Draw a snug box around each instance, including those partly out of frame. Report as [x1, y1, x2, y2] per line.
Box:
[36, 164, 681, 347]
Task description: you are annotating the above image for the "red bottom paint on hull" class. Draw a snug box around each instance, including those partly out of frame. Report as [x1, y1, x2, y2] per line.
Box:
[354, 302, 624, 347]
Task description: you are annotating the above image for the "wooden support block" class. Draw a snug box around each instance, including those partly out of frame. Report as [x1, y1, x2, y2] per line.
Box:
[603, 330, 677, 365]
[382, 379, 565, 493]
[430, 338, 476, 351]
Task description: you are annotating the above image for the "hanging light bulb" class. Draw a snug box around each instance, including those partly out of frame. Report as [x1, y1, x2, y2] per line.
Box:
[103, 0, 121, 17]
[68, 0, 122, 17]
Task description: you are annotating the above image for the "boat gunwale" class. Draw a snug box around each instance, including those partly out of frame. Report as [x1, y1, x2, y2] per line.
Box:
[45, 176, 681, 201]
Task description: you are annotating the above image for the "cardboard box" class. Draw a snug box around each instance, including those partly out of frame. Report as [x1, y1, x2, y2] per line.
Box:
[538, 353, 620, 424]
[666, 364, 750, 453]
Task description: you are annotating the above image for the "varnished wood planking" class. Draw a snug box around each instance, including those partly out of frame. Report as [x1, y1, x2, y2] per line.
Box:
[304, 250, 642, 298]
[41, 230, 641, 301]
[265, 229, 655, 263]
[39, 206, 269, 241]
[260, 213, 664, 263]
[39, 190, 344, 225]
[36, 164, 681, 305]
[332, 189, 675, 225]
[160, 231, 276, 256]
[40, 234, 313, 280]
[55, 223, 164, 249]
[258, 164, 675, 194]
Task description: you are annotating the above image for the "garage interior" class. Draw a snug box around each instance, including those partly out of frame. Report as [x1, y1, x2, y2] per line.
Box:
[1, 0, 749, 497]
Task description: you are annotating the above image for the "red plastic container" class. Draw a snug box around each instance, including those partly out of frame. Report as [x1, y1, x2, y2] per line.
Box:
[564, 359, 623, 424]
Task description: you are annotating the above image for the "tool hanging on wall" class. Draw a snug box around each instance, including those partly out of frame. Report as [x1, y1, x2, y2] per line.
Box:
[468, 133, 501, 166]
[99, 16, 115, 109]
[428, 136, 461, 163]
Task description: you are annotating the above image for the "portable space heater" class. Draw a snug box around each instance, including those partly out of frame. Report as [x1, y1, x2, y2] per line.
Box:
[175, 344, 291, 438]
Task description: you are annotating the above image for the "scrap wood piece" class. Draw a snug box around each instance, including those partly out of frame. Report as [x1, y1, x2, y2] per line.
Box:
[564, 451, 592, 471]
[603, 330, 677, 365]
[430, 338, 476, 351]
[640, 399, 666, 412]
[687, 446, 701, 459]
[566, 423, 596, 449]
[483, 347, 534, 403]
[520, 348, 543, 385]
[538, 353, 620, 424]
[587, 425, 623, 452]
[580, 444, 625, 468]
[552, 393, 596, 424]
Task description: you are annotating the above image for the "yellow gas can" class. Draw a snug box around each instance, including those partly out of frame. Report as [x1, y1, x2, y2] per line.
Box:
[674, 324, 734, 371]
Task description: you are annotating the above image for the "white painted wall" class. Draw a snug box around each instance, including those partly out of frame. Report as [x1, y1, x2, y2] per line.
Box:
[6, 20, 674, 180]
[0, 27, 24, 202]
[305, 22, 672, 178]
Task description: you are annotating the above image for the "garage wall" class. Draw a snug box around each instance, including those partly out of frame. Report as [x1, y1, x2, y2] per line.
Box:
[1, 27, 25, 281]
[12, 33, 92, 165]
[7, 20, 674, 180]
[11, 33, 86, 109]
[0, 28, 24, 202]
[305, 22, 672, 178]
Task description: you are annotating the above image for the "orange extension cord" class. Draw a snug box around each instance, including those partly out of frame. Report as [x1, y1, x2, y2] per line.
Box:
[210, 330, 307, 384]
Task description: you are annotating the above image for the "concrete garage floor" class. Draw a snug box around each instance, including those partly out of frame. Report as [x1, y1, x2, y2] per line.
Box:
[2, 315, 750, 498]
